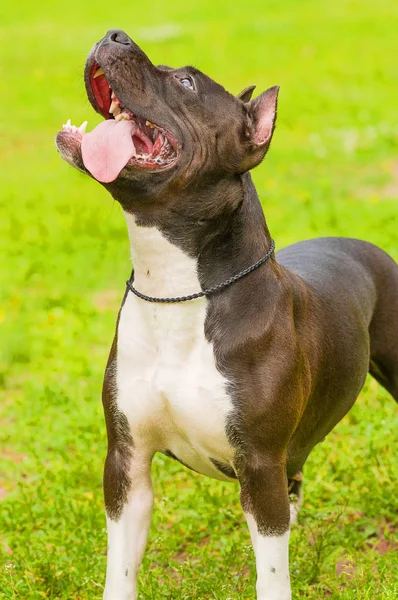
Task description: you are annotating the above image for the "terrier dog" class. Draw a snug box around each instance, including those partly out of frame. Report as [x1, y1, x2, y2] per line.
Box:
[56, 29, 398, 600]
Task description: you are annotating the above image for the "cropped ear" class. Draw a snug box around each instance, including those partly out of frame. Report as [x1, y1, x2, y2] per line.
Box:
[237, 85, 256, 102]
[240, 85, 279, 172]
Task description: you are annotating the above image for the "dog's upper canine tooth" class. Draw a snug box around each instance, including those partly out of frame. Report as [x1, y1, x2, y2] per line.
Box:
[93, 67, 104, 79]
[78, 121, 88, 135]
[111, 91, 116, 99]
[146, 120, 156, 128]
[109, 101, 118, 114]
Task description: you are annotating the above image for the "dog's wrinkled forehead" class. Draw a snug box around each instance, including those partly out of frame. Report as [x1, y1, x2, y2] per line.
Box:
[145, 62, 240, 115]
[158, 63, 233, 94]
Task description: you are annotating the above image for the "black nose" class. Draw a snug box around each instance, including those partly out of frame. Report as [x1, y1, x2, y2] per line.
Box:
[106, 29, 132, 46]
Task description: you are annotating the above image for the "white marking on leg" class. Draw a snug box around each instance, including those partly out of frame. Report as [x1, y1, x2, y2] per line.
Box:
[104, 458, 154, 600]
[245, 514, 291, 600]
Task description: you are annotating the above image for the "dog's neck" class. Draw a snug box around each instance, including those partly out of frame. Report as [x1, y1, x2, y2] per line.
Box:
[124, 172, 277, 301]
[124, 211, 201, 298]
[195, 173, 274, 290]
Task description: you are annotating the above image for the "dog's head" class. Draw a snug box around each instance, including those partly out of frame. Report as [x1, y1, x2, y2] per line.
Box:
[56, 29, 279, 214]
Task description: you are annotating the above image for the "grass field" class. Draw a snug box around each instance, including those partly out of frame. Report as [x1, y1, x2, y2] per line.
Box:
[1, 0, 397, 598]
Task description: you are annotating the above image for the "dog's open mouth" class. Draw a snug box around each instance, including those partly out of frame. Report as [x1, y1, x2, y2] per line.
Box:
[60, 63, 178, 183]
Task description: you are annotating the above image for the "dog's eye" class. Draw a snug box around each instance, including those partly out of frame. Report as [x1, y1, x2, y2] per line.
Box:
[179, 77, 194, 90]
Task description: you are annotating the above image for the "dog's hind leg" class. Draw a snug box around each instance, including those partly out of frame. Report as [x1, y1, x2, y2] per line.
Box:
[103, 449, 154, 600]
[288, 471, 303, 526]
[369, 356, 398, 402]
[240, 460, 292, 600]
[369, 302, 398, 402]
[368, 258, 398, 402]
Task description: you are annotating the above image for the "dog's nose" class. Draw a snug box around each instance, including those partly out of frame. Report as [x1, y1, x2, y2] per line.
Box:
[106, 29, 132, 46]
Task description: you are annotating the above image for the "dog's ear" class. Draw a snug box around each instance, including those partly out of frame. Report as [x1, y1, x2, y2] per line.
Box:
[240, 85, 279, 172]
[237, 85, 256, 102]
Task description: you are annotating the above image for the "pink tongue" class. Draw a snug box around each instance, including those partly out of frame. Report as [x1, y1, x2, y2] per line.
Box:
[81, 120, 135, 183]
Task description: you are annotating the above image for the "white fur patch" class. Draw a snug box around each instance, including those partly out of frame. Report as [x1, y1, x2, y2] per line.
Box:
[115, 213, 235, 480]
[104, 452, 154, 600]
[245, 514, 291, 600]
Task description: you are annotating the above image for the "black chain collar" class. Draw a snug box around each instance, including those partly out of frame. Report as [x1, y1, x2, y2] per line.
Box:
[126, 238, 275, 304]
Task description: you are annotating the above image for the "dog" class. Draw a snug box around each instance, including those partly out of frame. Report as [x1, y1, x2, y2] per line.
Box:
[56, 29, 398, 600]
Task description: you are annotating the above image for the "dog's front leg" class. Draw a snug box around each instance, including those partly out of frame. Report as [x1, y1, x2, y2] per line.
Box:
[103, 446, 154, 600]
[239, 460, 291, 600]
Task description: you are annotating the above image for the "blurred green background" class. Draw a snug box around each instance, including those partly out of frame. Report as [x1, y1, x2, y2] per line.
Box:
[0, 0, 397, 598]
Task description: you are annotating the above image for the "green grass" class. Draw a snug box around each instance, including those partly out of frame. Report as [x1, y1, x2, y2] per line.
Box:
[1, 0, 397, 598]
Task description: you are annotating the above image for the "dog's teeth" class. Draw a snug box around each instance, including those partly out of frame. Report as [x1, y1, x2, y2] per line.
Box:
[146, 120, 156, 128]
[78, 121, 88, 135]
[93, 67, 104, 78]
[109, 101, 118, 114]
[111, 90, 116, 99]
[114, 110, 133, 122]
[62, 119, 73, 132]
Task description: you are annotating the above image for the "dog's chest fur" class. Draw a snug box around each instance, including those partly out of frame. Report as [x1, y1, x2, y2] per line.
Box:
[115, 214, 235, 480]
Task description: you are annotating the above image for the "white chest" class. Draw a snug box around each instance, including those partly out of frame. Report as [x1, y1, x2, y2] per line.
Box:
[114, 214, 235, 481]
